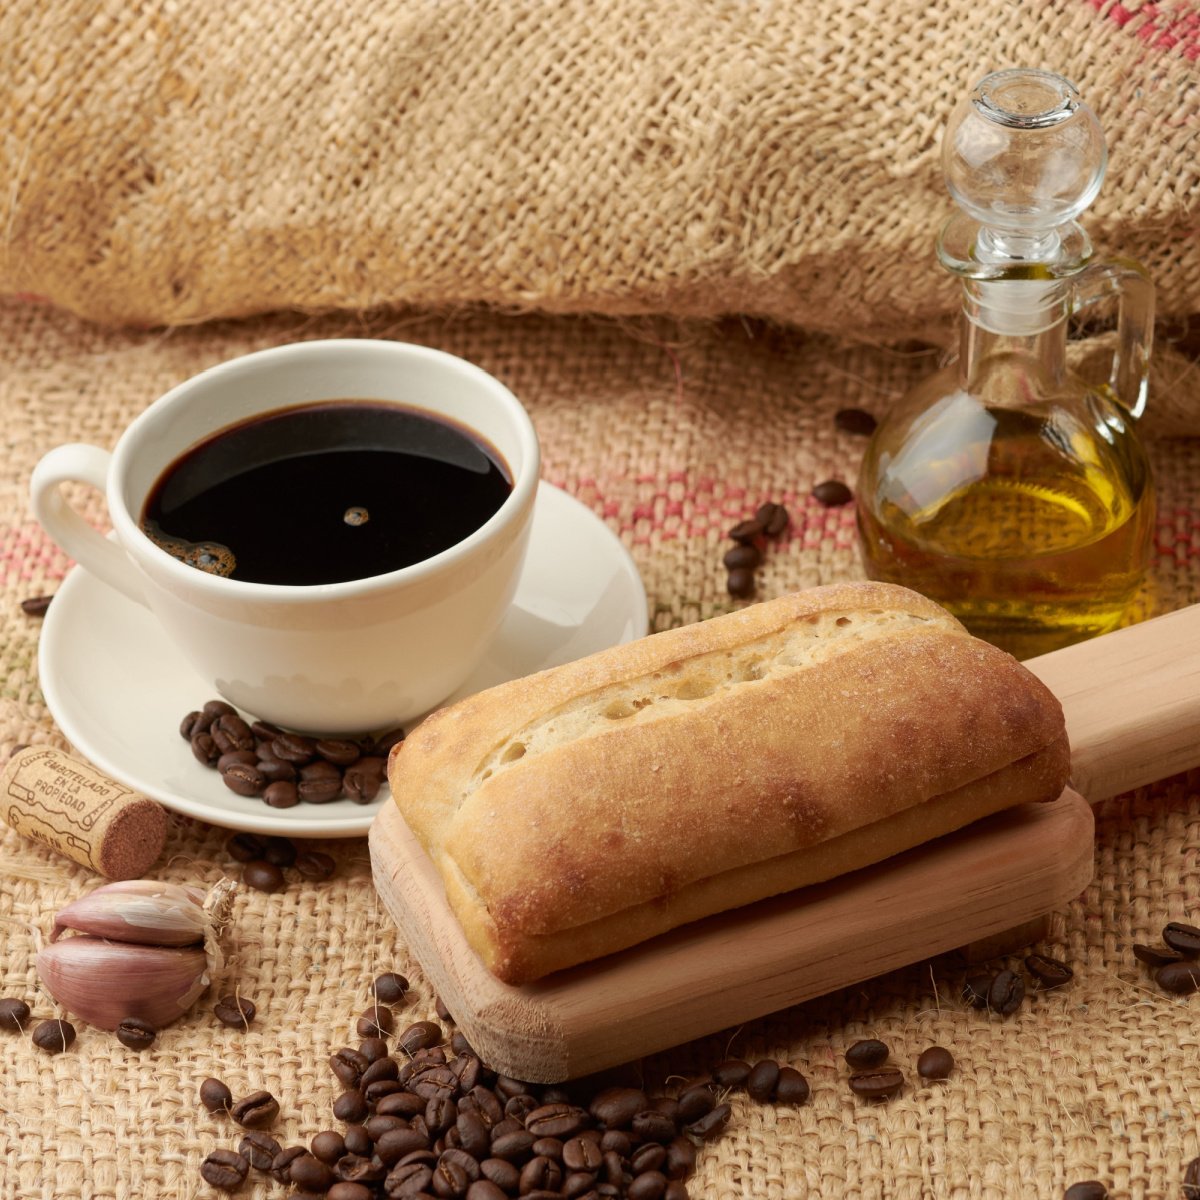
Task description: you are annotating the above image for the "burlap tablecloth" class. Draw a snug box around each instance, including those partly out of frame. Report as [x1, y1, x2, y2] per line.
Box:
[2, 296, 1199, 1199]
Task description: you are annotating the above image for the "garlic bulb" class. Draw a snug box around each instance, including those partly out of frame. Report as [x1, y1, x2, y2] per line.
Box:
[37, 878, 236, 1031]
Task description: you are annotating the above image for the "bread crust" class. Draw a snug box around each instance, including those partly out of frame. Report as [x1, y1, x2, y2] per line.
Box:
[388, 582, 1070, 984]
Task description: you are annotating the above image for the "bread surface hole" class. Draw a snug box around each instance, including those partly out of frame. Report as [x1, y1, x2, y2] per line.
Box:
[501, 742, 526, 762]
[605, 701, 635, 719]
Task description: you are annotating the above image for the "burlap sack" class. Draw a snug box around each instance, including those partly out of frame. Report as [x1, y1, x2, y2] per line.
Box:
[2, 0, 1197, 339]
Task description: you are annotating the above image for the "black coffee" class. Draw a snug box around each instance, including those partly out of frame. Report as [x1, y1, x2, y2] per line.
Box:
[141, 401, 512, 585]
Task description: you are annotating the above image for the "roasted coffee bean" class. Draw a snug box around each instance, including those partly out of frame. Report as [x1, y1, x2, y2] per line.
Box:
[600, 1148, 627, 1186]
[204, 699, 238, 721]
[365, 1115, 406, 1141]
[1133, 943, 1185, 969]
[505, 1092, 540, 1122]
[632, 1143, 667, 1174]
[221, 760, 266, 796]
[264, 781, 300, 808]
[775, 1066, 810, 1104]
[834, 407, 878, 436]
[301, 758, 343, 785]
[361, 1056, 400, 1087]
[329, 1183, 374, 1200]
[345, 758, 386, 804]
[1025, 954, 1074, 989]
[333, 1089, 369, 1123]
[963, 973, 994, 1008]
[257, 756, 298, 785]
[1184, 1157, 1200, 1200]
[812, 479, 853, 506]
[664, 1181, 690, 1200]
[759, 502, 791, 538]
[0, 997, 30, 1031]
[845, 1039, 889, 1069]
[456, 1111, 491, 1159]
[358, 1003, 395, 1038]
[242, 859, 286, 892]
[632, 1109, 678, 1143]
[563, 1136, 605, 1172]
[231, 1089, 279, 1128]
[650, 1096, 681, 1124]
[31, 1019, 75, 1054]
[250, 719, 284, 741]
[917, 1046, 955, 1081]
[212, 713, 255, 754]
[438, 1147, 482, 1186]
[386, 1160, 434, 1194]
[422, 1095, 456, 1138]
[311, 1130, 347, 1165]
[745, 1059, 781, 1102]
[723, 544, 762, 571]
[316, 738, 361, 766]
[987, 969, 1025, 1015]
[1063, 1183, 1109, 1200]
[375, 1127, 431, 1166]
[531, 1136, 564, 1161]
[490, 1128, 537, 1161]
[398, 1020, 444, 1055]
[1162, 921, 1200, 956]
[711, 1058, 751, 1088]
[664, 1137, 696, 1180]
[272, 732, 318, 764]
[1156, 960, 1200, 994]
[410, 1064, 459, 1101]
[115, 1016, 156, 1050]
[728, 518, 765, 544]
[848, 1067, 905, 1100]
[629, 1170, 669, 1200]
[676, 1083, 715, 1124]
[520, 1156, 563, 1194]
[466, 1181, 508, 1200]
[377, 1091, 425, 1120]
[600, 1130, 632, 1156]
[373, 727, 407, 756]
[358, 1036, 391, 1064]
[200, 1148, 250, 1190]
[218, 750, 258, 773]
[449, 1052, 482, 1093]
[270, 1145, 307, 1184]
[726, 566, 756, 599]
[181, 710, 211, 739]
[299, 773, 343, 804]
[191, 732, 220, 766]
[338, 1152, 386, 1184]
[526, 1102, 589, 1139]
[20, 593, 54, 617]
[214, 994, 256, 1028]
[330, 1047, 370, 1088]
[479, 1157, 520, 1192]
[683, 1103, 730, 1141]
[290, 1152, 336, 1190]
[466, 1087, 504, 1128]
[589, 1086, 648, 1129]
[200, 1076, 233, 1113]
[373, 972, 410, 1004]
[343, 1125, 372, 1157]
[449, 1031, 475, 1057]
[239, 1130, 283, 1171]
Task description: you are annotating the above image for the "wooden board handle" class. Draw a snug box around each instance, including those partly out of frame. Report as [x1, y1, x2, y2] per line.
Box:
[1025, 603, 1200, 801]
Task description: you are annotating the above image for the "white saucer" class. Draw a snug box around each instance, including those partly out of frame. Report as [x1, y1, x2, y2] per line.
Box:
[37, 482, 648, 838]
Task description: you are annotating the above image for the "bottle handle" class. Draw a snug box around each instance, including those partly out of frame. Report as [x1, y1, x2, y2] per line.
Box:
[30, 444, 150, 608]
[1071, 257, 1155, 420]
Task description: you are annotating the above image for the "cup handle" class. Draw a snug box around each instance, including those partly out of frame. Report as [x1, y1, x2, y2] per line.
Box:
[30, 444, 149, 608]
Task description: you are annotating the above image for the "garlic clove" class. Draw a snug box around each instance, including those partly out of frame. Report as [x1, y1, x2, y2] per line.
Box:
[50, 880, 209, 946]
[37, 937, 210, 1030]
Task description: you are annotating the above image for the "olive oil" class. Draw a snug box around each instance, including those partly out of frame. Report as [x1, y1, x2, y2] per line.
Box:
[855, 69, 1157, 659]
[857, 398, 1154, 659]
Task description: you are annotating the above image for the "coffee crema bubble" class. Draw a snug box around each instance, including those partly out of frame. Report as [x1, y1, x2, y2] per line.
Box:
[144, 524, 237, 578]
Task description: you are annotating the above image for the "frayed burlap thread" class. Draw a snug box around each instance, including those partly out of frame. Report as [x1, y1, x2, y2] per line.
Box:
[2, 298, 1200, 1198]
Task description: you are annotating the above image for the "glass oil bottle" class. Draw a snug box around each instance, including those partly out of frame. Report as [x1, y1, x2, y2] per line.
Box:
[856, 69, 1156, 660]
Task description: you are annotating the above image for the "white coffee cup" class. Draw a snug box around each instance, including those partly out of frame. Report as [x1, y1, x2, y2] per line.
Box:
[31, 339, 541, 733]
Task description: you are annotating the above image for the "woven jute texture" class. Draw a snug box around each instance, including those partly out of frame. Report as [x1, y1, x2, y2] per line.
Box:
[2, 296, 1200, 1199]
[3, 0, 1199, 346]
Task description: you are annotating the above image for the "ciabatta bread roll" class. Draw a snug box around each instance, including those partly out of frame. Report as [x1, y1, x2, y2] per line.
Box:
[388, 582, 1070, 984]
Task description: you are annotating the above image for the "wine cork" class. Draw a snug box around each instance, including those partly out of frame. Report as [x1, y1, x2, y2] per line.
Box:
[0, 746, 167, 879]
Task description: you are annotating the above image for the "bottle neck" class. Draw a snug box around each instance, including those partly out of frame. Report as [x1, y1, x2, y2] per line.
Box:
[958, 277, 1069, 386]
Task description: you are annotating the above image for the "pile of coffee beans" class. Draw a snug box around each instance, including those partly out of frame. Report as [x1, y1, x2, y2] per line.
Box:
[198, 973, 815, 1197]
[1133, 920, 1200, 995]
[723, 502, 790, 599]
[839, 1037, 953, 1100]
[181, 699, 403, 808]
[962, 952, 1074, 1017]
[225, 831, 338, 893]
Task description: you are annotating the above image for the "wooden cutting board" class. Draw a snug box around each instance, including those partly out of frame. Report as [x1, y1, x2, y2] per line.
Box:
[369, 603, 1200, 1082]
